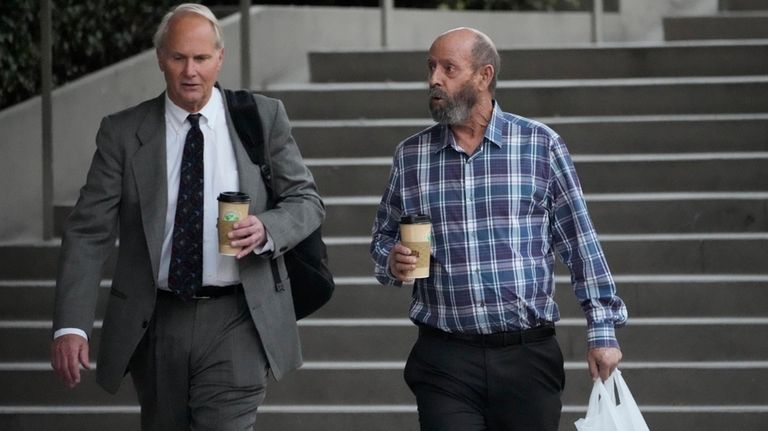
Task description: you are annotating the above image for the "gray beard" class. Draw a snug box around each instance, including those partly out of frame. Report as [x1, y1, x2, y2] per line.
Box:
[429, 84, 477, 125]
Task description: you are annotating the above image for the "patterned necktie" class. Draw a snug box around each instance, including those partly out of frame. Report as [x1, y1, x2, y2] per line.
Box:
[168, 113, 204, 300]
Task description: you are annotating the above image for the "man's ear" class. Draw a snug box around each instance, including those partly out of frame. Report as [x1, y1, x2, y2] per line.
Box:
[217, 48, 225, 69]
[479, 64, 494, 91]
[156, 49, 165, 72]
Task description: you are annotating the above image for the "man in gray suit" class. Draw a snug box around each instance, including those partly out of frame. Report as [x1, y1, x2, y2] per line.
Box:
[50, 4, 324, 429]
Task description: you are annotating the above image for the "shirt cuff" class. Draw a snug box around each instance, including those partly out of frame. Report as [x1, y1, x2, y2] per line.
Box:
[253, 232, 274, 255]
[586, 321, 619, 349]
[53, 328, 88, 341]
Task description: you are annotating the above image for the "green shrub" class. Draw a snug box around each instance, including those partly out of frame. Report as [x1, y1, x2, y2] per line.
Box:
[1, 0, 176, 110]
[1, 1, 41, 109]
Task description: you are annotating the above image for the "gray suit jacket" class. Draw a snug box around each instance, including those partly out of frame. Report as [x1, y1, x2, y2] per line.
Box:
[53, 90, 324, 394]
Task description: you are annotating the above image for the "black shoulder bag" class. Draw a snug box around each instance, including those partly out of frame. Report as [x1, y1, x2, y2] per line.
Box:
[224, 89, 334, 320]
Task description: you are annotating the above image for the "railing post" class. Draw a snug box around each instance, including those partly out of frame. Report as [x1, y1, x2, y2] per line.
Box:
[40, 0, 53, 240]
[591, 0, 604, 44]
[240, 0, 252, 89]
[380, 0, 393, 49]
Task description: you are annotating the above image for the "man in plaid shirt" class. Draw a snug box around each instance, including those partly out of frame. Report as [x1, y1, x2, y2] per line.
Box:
[370, 28, 628, 431]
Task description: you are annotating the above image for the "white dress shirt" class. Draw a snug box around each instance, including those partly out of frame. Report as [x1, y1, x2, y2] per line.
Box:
[158, 87, 241, 288]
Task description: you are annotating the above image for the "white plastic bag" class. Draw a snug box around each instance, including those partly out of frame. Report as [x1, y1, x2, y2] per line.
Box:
[574, 369, 650, 431]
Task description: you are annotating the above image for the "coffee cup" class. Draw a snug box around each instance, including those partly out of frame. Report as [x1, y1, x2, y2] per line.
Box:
[217, 192, 251, 256]
[399, 214, 432, 279]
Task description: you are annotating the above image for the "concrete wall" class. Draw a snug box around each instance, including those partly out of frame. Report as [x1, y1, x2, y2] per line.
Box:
[0, 2, 718, 243]
[605, 0, 718, 42]
[1, 99, 45, 244]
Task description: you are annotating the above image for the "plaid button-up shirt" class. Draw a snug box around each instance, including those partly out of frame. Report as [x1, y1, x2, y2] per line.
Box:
[370, 102, 627, 348]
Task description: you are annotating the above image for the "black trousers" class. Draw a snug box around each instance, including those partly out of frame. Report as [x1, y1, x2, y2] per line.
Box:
[404, 326, 565, 431]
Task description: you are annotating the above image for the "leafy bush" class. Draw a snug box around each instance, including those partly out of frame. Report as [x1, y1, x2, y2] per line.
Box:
[1, 0, 176, 110]
[1, 1, 41, 109]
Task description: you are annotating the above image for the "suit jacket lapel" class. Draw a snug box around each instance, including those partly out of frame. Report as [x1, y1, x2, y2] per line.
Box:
[133, 94, 167, 283]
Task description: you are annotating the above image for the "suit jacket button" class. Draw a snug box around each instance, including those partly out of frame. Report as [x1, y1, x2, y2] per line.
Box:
[142, 320, 149, 328]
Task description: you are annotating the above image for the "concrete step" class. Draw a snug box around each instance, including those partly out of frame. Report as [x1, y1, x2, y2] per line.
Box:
[4, 277, 766, 321]
[0, 411, 143, 431]
[0, 281, 110, 320]
[6, 320, 768, 363]
[664, 14, 768, 40]
[292, 114, 768, 159]
[269, 364, 768, 407]
[720, 0, 768, 11]
[1, 366, 766, 406]
[2, 409, 768, 431]
[308, 156, 768, 197]
[325, 236, 768, 277]
[1, 236, 766, 280]
[323, 194, 768, 237]
[314, 278, 768, 320]
[264, 77, 768, 120]
[54, 193, 768, 240]
[0, 243, 105, 281]
[309, 41, 768, 82]
[299, 321, 768, 363]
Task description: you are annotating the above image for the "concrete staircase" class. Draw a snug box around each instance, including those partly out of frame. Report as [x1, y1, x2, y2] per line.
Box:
[2, 4, 768, 431]
[664, 0, 768, 40]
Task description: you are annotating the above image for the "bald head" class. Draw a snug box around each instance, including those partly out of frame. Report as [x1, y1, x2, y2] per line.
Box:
[432, 28, 500, 93]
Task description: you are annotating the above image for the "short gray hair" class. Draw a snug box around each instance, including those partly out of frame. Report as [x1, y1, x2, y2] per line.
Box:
[470, 31, 500, 94]
[153, 3, 224, 51]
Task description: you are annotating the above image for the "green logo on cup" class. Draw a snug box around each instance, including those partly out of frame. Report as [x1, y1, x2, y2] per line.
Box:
[223, 212, 240, 222]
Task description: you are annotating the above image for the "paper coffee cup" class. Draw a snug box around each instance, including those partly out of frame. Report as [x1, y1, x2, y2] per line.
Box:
[399, 214, 432, 279]
[217, 192, 251, 256]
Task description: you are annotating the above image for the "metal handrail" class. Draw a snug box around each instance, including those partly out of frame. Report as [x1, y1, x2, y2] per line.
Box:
[592, 0, 604, 44]
[41, 0, 53, 240]
[241, 0, 252, 89]
[380, 0, 394, 48]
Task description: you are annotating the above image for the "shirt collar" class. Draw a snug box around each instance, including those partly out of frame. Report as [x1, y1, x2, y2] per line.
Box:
[164, 86, 222, 131]
[484, 100, 505, 148]
[432, 100, 505, 154]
